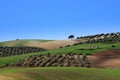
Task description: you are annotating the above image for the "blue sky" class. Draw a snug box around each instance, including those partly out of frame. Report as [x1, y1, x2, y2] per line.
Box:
[0, 0, 120, 41]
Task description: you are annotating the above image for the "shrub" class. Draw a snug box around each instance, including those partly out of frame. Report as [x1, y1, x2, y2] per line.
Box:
[111, 45, 115, 47]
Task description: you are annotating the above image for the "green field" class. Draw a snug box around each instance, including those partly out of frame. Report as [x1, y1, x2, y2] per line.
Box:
[0, 67, 120, 80]
[47, 42, 120, 55]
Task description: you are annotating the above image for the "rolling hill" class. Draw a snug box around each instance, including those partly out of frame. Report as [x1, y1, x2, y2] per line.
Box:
[0, 32, 120, 80]
[0, 42, 120, 69]
[0, 39, 86, 50]
[0, 67, 120, 80]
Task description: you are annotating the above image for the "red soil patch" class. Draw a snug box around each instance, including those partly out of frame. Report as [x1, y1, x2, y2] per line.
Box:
[88, 50, 120, 69]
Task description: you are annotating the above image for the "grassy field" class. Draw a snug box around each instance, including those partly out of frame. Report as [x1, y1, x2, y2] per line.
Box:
[0, 39, 54, 46]
[0, 42, 120, 67]
[0, 67, 120, 80]
[47, 42, 120, 55]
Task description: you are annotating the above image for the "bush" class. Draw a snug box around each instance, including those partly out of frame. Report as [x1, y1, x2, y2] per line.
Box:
[65, 45, 71, 47]
[59, 46, 63, 48]
[111, 45, 115, 47]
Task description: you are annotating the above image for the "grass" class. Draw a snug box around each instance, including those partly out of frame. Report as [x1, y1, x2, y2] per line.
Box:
[0, 67, 120, 80]
[0, 42, 120, 67]
[0, 39, 54, 46]
[0, 52, 45, 67]
[45, 42, 120, 55]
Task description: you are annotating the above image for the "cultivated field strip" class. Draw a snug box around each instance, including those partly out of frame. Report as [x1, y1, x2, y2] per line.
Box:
[5, 54, 91, 68]
[78, 32, 120, 43]
[0, 46, 46, 57]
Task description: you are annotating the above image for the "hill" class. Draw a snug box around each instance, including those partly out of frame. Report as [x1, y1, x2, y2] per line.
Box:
[78, 32, 120, 42]
[0, 32, 119, 50]
[0, 32, 120, 80]
[0, 39, 86, 50]
[0, 39, 54, 47]
[0, 67, 120, 80]
[0, 42, 120, 69]
[89, 49, 120, 69]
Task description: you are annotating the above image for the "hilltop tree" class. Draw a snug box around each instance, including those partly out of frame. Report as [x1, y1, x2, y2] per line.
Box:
[68, 35, 74, 39]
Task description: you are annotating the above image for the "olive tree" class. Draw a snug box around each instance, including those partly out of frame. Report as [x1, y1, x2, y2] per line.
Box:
[68, 35, 75, 39]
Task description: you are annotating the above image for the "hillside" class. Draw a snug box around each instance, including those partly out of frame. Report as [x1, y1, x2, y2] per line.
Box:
[0, 39, 86, 50]
[0, 67, 120, 80]
[0, 32, 119, 50]
[89, 50, 120, 69]
[78, 32, 120, 42]
[0, 39, 54, 47]
[0, 42, 120, 69]
[0, 46, 46, 57]
[0, 32, 120, 80]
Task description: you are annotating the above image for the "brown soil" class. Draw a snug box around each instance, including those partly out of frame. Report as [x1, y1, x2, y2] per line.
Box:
[0, 75, 13, 80]
[27, 39, 86, 50]
[88, 50, 120, 69]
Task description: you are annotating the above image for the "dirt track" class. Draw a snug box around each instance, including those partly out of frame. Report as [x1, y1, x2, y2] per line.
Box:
[88, 50, 120, 69]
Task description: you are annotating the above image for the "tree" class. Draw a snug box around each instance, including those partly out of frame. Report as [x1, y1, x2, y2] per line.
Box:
[76, 37, 79, 39]
[16, 39, 19, 41]
[68, 35, 74, 39]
